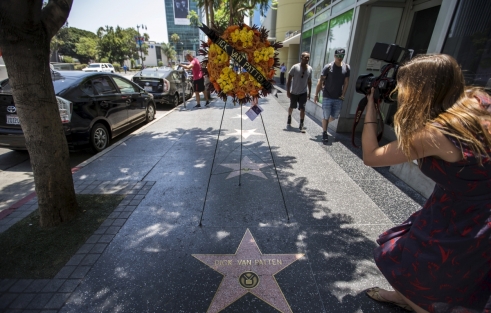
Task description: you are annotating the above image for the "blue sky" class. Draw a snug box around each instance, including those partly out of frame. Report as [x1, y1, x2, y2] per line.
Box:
[68, 0, 169, 43]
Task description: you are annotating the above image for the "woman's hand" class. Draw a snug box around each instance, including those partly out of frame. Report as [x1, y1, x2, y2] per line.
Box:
[367, 87, 375, 104]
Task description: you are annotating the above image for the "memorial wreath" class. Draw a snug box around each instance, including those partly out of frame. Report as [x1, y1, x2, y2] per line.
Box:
[199, 24, 282, 105]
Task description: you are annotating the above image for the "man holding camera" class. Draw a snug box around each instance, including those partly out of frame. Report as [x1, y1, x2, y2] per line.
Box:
[314, 48, 350, 141]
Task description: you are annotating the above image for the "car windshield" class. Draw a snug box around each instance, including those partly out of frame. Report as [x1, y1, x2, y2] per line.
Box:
[52, 76, 79, 94]
[88, 64, 101, 68]
[138, 69, 170, 78]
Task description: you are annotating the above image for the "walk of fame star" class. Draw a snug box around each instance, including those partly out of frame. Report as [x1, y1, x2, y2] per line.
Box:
[231, 114, 249, 120]
[220, 156, 268, 179]
[226, 129, 264, 139]
[192, 229, 304, 313]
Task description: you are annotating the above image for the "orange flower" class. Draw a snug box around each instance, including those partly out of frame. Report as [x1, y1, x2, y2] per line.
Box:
[250, 89, 259, 96]
[236, 91, 246, 99]
[213, 82, 221, 91]
[226, 25, 240, 34]
[268, 58, 274, 67]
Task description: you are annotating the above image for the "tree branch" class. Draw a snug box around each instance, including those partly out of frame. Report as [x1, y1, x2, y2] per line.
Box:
[41, 0, 73, 39]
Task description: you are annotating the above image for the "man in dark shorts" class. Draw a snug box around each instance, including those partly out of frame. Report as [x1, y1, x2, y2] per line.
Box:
[286, 52, 312, 131]
[180, 53, 209, 108]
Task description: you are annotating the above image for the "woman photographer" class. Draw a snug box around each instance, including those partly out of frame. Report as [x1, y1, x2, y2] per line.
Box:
[362, 54, 491, 313]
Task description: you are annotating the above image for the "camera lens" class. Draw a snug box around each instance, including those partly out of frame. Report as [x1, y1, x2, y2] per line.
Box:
[355, 73, 374, 95]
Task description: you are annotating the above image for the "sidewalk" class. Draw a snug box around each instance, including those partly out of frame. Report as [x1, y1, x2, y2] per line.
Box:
[0, 91, 426, 312]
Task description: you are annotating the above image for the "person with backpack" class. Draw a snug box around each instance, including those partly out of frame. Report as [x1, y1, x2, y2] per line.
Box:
[314, 48, 350, 141]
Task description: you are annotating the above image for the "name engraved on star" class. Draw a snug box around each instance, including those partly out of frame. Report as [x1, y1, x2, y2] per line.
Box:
[214, 259, 284, 266]
[215, 260, 233, 266]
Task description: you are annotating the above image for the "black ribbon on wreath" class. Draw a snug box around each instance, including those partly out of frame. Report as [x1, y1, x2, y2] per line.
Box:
[198, 23, 279, 98]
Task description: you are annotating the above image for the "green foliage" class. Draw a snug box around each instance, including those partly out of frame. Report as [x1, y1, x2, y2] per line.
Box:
[112, 63, 121, 72]
[161, 42, 177, 62]
[158, 61, 164, 66]
[188, 10, 201, 27]
[62, 56, 74, 63]
[100, 57, 109, 63]
[55, 27, 98, 64]
[130, 58, 136, 68]
[75, 37, 99, 62]
[75, 64, 87, 70]
[170, 33, 180, 46]
[97, 26, 149, 65]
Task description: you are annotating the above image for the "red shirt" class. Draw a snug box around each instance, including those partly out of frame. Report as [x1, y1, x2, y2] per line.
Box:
[190, 58, 203, 80]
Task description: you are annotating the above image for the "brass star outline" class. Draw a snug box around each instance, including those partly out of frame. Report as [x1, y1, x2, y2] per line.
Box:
[219, 156, 268, 179]
[226, 129, 264, 139]
[192, 229, 304, 313]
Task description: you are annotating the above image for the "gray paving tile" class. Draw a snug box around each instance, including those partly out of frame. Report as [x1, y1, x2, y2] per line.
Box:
[9, 280, 33, 293]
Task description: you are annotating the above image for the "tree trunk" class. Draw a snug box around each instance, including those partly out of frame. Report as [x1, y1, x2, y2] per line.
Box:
[0, 5, 78, 227]
[209, 1, 215, 26]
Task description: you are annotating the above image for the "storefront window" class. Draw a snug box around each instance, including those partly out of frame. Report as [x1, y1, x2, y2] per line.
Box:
[315, 9, 330, 25]
[304, 19, 315, 30]
[304, 0, 317, 12]
[442, 0, 491, 87]
[316, 0, 331, 13]
[310, 22, 329, 91]
[332, 0, 355, 16]
[324, 9, 353, 66]
[301, 29, 313, 56]
[304, 9, 315, 21]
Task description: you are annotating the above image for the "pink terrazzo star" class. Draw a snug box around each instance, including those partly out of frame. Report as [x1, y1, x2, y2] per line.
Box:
[192, 229, 304, 313]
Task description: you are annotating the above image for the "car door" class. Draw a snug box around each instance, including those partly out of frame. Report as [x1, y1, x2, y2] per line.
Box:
[111, 76, 146, 125]
[91, 76, 128, 134]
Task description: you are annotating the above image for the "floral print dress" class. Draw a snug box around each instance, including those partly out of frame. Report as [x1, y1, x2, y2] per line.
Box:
[374, 135, 491, 313]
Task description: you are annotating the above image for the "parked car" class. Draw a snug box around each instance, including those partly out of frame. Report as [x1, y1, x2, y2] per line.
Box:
[82, 63, 115, 73]
[132, 67, 193, 107]
[51, 62, 75, 71]
[0, 71, 156, 152]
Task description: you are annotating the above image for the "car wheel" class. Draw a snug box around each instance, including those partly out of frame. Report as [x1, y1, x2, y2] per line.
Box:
[146, 102, 156, 123]
[173, 93, 179, 107]
[111, 71, 114, 73]
[90, 123, 109, 153]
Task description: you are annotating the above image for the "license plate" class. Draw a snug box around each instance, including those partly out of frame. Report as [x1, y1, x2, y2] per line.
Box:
[144, 86, 153, 91]
[6, 115, 20, 125]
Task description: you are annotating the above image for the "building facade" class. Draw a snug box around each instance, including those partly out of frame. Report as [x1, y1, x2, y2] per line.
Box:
[165, 0, 201, 62]
[272, 0, 491, 197]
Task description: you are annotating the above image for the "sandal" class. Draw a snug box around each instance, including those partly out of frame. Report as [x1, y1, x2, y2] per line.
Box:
[365, 287, 414, 312]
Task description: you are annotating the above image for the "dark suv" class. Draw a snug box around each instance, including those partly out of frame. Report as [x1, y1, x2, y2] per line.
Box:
[0, 71, 156, 152]
[132, 67, 193, 107]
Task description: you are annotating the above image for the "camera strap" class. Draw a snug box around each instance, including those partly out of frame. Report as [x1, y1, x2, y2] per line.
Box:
[351, 97, 384, 147]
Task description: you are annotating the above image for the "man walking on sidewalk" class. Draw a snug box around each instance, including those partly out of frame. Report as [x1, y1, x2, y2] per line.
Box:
[180, 53, 209, 108]
[314, 48, 350, 141]
[286, 52, 312, 132]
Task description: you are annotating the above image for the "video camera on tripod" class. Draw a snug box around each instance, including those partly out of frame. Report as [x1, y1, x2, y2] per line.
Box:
[351, 43, 413, 147]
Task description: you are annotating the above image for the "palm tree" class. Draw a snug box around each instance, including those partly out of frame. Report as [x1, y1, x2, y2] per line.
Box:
[161, 42, 177, 65]
[226, 0, 272, 25]
[170, 33, 180, 49]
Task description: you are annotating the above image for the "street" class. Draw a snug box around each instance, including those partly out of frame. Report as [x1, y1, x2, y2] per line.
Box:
[0, 101, 171, 214]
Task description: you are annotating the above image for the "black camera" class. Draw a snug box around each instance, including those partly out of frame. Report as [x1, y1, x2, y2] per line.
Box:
[355, 43, 412, 102]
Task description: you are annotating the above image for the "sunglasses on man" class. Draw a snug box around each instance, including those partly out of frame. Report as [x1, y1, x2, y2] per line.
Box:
[335, 54, 345, 58]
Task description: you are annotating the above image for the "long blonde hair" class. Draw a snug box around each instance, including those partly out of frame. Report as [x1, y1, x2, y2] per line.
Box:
[393, 54, 491, 164]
